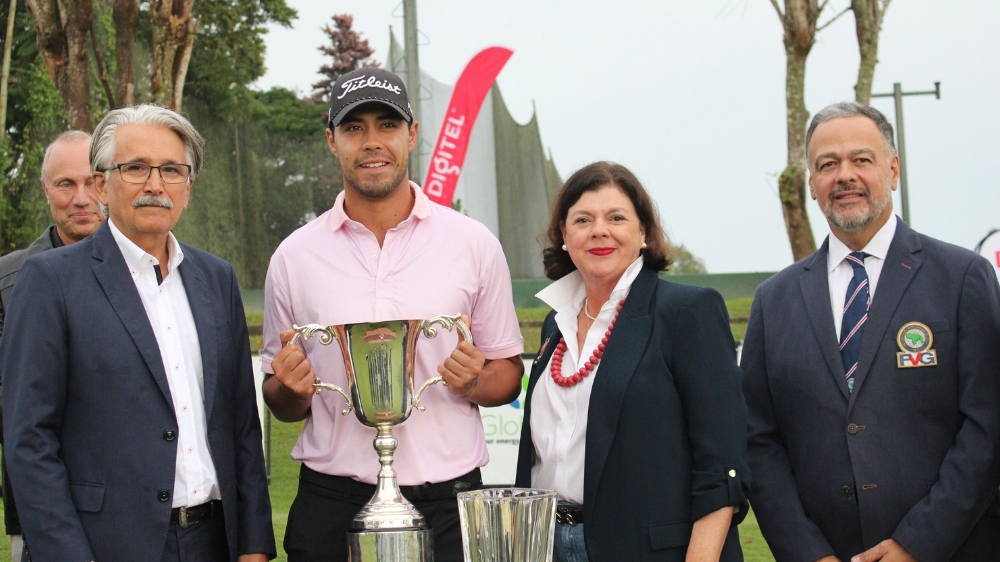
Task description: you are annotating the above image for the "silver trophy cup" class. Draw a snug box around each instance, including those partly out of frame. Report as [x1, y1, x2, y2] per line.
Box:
[457, 488, 557, 562]
[289, 315, 473, 562]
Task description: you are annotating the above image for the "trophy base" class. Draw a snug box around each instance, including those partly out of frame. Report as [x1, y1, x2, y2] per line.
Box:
[348, 528, 434, 562]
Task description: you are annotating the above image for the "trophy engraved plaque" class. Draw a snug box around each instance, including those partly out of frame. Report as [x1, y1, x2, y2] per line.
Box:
[289, 315, 473, 561]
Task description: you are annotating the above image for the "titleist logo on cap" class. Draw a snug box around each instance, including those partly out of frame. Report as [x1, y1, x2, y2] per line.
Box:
[337, 75, 402, 100]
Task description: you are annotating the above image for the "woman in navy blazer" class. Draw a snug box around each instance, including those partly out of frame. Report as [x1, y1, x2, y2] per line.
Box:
[515, 162, 750, 561]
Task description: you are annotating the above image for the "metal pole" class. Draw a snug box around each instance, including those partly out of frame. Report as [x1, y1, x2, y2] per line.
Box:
[872, 82, 941, 226]
[402, 0, 421, 183]
[892, 83, 909, 225]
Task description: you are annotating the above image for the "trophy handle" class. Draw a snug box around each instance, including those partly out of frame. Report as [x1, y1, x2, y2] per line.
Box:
[419, 314, 474, 346]
[289, 324, 354, 416]
[412, 376, 445, 412]
[313, 380, 354, 416]
[411, 315, 475, 411]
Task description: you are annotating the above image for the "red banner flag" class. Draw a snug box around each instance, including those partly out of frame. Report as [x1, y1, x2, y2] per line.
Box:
[423, 47, 514, 207]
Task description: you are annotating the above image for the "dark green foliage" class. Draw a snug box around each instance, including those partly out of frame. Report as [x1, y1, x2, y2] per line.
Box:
[253, 87, 327, 136]
[185, 0, 296, 121]
[173, 92, 341, 288]
[1, 2, 66, 253]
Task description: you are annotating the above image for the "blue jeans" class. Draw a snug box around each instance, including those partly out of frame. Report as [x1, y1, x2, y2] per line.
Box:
[554, 522, 588, 562]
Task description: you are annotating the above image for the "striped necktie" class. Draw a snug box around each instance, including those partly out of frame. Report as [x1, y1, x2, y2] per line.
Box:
[839, 251, 869, 392]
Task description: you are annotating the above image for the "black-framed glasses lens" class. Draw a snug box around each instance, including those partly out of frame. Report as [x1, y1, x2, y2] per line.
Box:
[114, 163, 191, 184]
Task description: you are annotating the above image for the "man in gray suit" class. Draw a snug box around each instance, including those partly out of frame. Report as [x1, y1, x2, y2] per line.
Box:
[0, 130, 104, 560]
[743, 102, 1000, 562]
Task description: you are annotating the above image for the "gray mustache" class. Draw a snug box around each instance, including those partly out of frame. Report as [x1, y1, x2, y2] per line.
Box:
[132, 195, 174, 209]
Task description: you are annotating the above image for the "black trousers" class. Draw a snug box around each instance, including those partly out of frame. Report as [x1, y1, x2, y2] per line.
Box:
[160, 513, 229, 562]
[22, 509, 228, 562]
[284, 465, 481, 562]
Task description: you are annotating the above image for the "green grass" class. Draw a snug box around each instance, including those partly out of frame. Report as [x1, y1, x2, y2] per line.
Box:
[265, 417, 304, 560]
[740, 508, 776, 561]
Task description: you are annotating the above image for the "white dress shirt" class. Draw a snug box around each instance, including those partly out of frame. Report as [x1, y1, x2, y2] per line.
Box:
[827, 214, 898, 338]
[529, 256, 644, 504]
[108, 219, 220, 508]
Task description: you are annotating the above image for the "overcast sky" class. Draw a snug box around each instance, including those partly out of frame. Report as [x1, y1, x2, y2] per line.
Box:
[255, 0, 999, 274]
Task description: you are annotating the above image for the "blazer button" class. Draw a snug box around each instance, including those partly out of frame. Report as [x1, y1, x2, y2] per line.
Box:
[158, 490, 170, 502]
[163, 430, 176, 441]
[842, 486, 853, 497]
[847, 423, 860, 435]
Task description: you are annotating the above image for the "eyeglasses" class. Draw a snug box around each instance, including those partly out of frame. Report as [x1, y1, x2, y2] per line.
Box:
[105, 162, 192, 184]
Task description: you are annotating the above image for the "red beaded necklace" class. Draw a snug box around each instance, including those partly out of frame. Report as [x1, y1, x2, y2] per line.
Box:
[550, 299, 626, 387]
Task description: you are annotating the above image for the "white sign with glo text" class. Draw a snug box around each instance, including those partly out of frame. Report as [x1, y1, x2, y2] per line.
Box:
[477, 358, 531, 485]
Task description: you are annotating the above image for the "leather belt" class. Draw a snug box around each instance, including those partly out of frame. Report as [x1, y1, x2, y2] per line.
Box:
[556, 502, 584, 526]
[170, 499, 222, 529]
[301, 465, 482, 501]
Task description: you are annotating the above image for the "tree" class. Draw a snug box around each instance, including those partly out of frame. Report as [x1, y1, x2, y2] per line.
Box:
[148, 0, 196, 111]
[665, 246, 708, 275]
[1, 0, 18, 135]
[25, 0, 92, 128]
[1, 0, 294, 256]
[0, 0, 64, 252]
[851, 0, 891, 104]
[184, 0, 296, 120]
[769, 0, 848, 261]
[20, 0, 294, 129]
[311, 14, 377, 102]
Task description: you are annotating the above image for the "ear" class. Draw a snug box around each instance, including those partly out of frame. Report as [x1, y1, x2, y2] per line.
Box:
[408, 121, 419, 152]
[182, 179, 193, 210]
[93, 171, 109, 206]
[889, 154, 900, 191]
[326, 128, 337, 156]
[808, 175, 817, 200]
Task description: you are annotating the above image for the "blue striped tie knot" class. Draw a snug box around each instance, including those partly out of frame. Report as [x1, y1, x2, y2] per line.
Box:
[840, 251, 869, 391]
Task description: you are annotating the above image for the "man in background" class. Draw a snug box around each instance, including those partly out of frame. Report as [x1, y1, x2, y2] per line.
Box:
[0, 130, 104, 561]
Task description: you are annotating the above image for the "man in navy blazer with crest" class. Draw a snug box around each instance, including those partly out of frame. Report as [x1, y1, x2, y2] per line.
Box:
[0, 106, 274, 561]
[743, 102, 1000, 562]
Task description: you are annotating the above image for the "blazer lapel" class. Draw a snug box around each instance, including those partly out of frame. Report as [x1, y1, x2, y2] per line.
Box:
[90, 224, 174, 407]
[799, 239, 851, 401]
[849, 220, 922, 402]
[178, 253, 219, 423]
[584, 268, 655, 511]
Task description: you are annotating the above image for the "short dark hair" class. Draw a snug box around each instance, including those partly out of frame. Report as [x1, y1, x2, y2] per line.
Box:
[541, 161, 671, 280]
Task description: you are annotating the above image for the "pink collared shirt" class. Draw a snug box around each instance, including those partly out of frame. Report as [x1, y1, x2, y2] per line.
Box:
[262, 183, 523, 485]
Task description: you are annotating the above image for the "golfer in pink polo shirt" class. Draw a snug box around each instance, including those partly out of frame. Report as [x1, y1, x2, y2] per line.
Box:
[261, 67, 524, 562]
